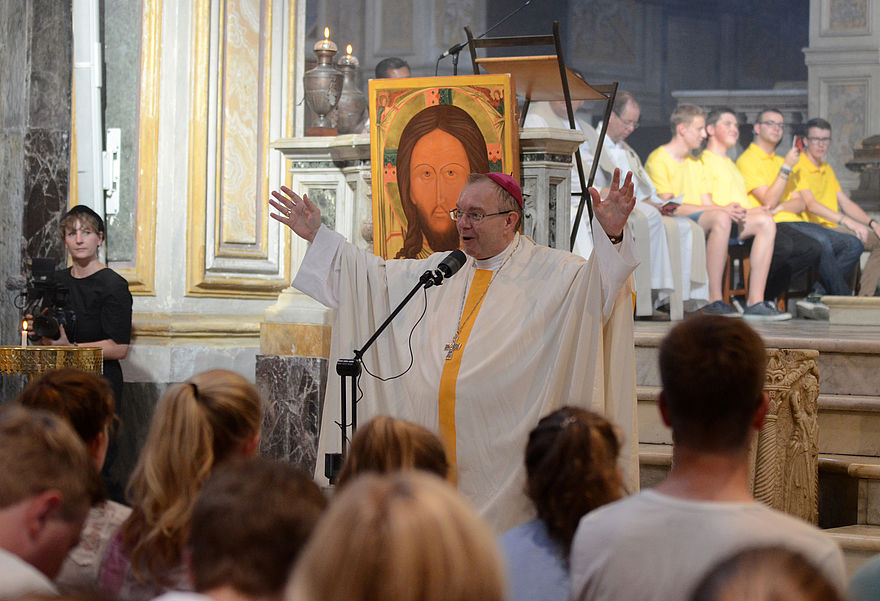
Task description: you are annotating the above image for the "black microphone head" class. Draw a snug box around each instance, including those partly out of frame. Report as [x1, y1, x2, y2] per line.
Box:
[5, 276, 27, 291]
[437, 249, 467, 278]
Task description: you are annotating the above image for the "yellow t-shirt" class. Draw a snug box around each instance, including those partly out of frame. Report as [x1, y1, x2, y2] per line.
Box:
[645, 146, 707, 206]
[700, 149, 760, 210]
[735, 143, 802, 223]
[790, 152, 842, 228]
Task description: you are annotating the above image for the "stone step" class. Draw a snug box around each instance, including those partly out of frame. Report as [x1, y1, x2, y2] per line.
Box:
[825, 525, 880, 576]
[634, 321, 880, 398]
[639, 443, 880, 528]
[820, 454, 880, 529]
[637, 386, 880, 456]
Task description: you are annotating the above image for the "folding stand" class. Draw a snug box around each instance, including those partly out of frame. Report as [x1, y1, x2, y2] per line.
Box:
[464, 21, 618, 251]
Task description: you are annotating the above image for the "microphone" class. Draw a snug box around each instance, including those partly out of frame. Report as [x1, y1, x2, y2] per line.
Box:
[437, 249, 467, 279]
[438, 41, 468, 60]
[5, 276, 26, 291]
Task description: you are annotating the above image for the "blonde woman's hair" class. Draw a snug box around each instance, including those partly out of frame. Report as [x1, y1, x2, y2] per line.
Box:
[286, 472, 505, 601]
[336, 415, 449, 487]
[121, 369, 262, 582]
[690, 546, 843, 601]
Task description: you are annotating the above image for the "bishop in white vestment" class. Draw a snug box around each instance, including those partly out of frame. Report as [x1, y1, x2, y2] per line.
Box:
[270, 172, 639, 532]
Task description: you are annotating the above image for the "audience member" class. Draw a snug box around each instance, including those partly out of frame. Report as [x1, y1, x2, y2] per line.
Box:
[336, 415, 449, 487]
[498, 407, 622, 601]
[16, 368, 132, 594]
[569, 315, 846, 601]
[700, 108, 791, 319]
[374, 56, 411, 79]
[735, 108, 825, 317]
[152, 457, 326, 601]
[286, 472, 504, 601]
[790, 117, 879, 299]
[0, 406, 104, 600]
[98, 370, 263, 601]
[646, 105, 738, 315]
[691, 546, 843, 601]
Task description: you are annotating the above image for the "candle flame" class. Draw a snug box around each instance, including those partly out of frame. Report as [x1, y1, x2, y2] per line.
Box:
[22, 320, 27, 332]
[324, 27, 330, 39]
[346, 44, 352, 54]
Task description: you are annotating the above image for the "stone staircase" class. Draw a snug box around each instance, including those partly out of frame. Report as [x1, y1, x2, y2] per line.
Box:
[634, 321, 880, 576]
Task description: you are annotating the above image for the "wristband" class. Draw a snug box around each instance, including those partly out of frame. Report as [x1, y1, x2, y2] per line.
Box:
[780, 165, 792, 175]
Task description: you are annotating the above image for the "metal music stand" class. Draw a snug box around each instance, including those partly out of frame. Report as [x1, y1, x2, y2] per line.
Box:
[464, 21, 618, 251]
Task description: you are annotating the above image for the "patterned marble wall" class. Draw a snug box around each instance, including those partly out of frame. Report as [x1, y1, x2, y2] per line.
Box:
[0, 0, 71, 400]
[806, 0, 880, 192]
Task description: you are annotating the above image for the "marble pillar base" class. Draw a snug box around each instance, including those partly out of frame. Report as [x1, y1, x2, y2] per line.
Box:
[256, 354, 327, 476]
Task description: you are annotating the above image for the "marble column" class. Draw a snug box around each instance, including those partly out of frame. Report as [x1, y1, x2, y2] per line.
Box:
[257, 291, 333, 476]
[0, 0, 72, 401]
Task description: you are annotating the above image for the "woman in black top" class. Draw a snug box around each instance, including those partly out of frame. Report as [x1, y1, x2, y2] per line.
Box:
[50, 205, 133, 402]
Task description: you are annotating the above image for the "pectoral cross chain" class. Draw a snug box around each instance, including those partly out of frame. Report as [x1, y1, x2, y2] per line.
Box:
[444, 340, 461, 360]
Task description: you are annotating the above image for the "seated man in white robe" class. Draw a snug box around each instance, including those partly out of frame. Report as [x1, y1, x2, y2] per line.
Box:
[524, 94, 709, 318]
[270, 171, 638, 532]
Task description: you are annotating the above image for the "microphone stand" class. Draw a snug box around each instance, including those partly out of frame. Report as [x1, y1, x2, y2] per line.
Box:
[436, 0, 533, 76]
[327, 268, 445, 483]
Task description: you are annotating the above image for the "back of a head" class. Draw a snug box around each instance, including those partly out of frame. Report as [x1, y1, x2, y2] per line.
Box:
[17, 368, 115, 445]
[690, 546, 842, 601]
[0, 405, 103, 521]
[659, 315, 766, 451]
[336, 416, 449, 487]
[670, 103, 705, 136]
[525, 406, 622, 558]
[189, 457, 327, 597]
[123, 369, 263, 580]
[287, 472, 504, 601]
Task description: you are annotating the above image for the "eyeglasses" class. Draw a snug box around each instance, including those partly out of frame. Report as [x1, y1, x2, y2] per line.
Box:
[806, 137, 831, 144]
[449, 209, 513, 223]
[758, 121, 784, 129]
[616, 116, 639, 129]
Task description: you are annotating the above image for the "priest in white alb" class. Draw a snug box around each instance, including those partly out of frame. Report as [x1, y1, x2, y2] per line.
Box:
[270, 171, 638, 532]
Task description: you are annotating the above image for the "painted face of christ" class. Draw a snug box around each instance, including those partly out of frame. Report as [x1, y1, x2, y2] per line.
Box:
[408, 129, 470, 251]
[394, 104, 490, 259]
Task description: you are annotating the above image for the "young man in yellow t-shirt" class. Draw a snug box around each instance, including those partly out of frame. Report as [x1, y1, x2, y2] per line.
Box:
[790, 118, 880, 296]
[700, 108, 791, 320]
[736, 109, 841, 318]
[646, 105, 736, 315]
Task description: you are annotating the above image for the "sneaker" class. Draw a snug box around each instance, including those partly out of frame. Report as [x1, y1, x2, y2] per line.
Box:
[700, 300, 740, 317]
[796, 297, 830, 320]
[743, 301, 792, 321]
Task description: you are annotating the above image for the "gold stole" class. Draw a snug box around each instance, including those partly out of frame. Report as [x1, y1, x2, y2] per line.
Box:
[437, 269, 493, 482]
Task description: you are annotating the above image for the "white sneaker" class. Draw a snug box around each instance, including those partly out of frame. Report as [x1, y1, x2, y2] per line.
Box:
[796, 297, 830, 320]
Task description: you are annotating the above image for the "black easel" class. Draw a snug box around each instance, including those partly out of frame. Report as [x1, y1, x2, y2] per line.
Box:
[464, 21, 618, 251]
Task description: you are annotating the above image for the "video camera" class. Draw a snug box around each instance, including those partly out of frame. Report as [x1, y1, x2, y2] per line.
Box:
[9, 258, 76, 342]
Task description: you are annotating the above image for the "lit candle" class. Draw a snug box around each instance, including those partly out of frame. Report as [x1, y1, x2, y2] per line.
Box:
[338, 44, 359, 68]
[21, 320, 27, 347]
[314, 27, 337, 52]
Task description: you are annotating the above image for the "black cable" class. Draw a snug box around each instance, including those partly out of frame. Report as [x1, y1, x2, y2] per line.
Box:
[361, 286, 429, 382]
